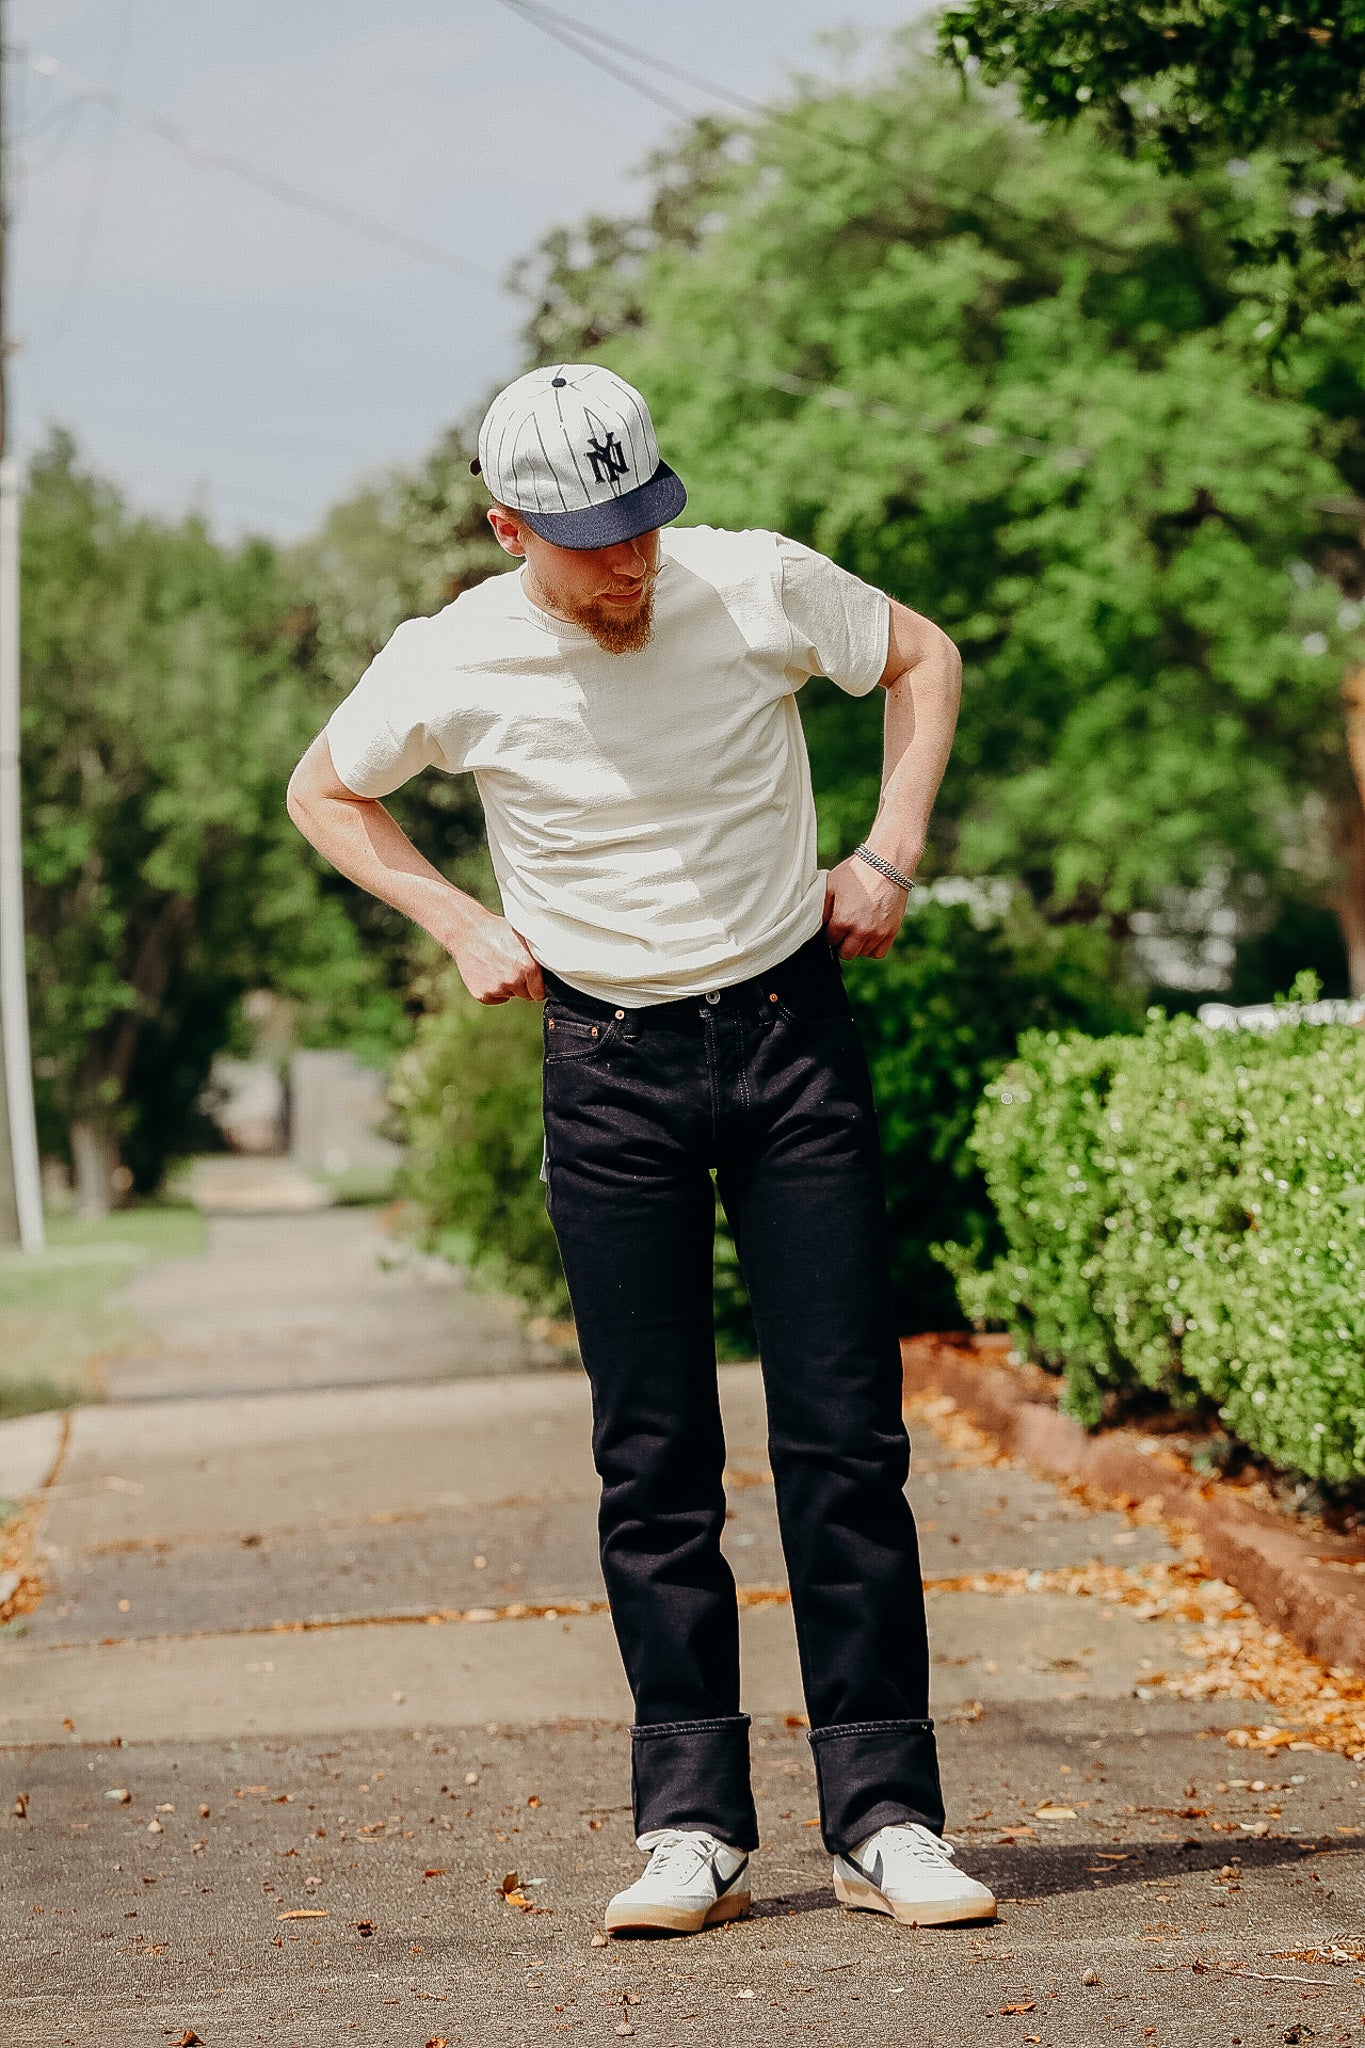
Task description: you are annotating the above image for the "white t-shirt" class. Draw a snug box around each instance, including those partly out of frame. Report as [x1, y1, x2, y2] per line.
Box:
[326, 524, 890, 1005]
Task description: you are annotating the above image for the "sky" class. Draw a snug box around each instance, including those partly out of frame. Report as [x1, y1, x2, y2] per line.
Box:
[10, 0, 929, 540]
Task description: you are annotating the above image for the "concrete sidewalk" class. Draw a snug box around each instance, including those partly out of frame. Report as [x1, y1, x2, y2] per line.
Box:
[3, 1212, 1365, 2046]
[106, 1206, 565, 1400]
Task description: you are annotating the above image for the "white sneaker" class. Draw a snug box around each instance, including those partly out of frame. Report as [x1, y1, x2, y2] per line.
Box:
[833, 1822, 997, 1927]
[604, 1828, 751, 1935]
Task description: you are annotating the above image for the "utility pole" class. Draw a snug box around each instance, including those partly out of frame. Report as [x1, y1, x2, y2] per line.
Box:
[0, 0, 44, 1253]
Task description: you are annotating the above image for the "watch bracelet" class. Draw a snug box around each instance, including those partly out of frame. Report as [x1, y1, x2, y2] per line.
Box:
[853, 843, 917, 893]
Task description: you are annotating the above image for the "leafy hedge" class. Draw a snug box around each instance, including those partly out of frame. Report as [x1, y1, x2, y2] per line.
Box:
[393, 896, 1134, 1346]
[844, 893, 1138, 1328]
[947, 986, 1365, 1482]
[391, 971, 567, 1315]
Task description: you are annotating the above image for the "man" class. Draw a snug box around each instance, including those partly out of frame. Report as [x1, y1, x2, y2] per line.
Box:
[287, 364, 995, 1936]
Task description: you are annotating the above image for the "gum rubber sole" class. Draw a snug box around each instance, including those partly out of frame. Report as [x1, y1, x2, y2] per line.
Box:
[833, 1867, 998, 1928]
[604, 1889, 751, 1936]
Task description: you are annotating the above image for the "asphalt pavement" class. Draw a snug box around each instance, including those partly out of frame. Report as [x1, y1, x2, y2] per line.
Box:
[3, 1206, 1364, 2047]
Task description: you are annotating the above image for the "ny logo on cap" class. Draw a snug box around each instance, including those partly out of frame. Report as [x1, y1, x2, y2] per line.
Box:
[586, 432, 629, 485]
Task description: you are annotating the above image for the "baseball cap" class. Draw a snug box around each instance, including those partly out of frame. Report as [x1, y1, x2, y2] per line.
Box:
[472, 364, 687, 550]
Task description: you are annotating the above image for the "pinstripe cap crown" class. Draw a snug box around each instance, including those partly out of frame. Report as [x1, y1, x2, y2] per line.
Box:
[475, 364, 686, 551]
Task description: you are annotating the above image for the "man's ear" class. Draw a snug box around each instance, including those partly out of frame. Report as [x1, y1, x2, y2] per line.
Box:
[487, 505, 528, 558]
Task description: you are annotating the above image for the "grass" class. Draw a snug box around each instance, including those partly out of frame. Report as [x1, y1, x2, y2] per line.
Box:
[0, 1203, 207, 1420]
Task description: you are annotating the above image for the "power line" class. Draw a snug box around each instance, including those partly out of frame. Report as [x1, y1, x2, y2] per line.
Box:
[24, 52, 499, 290]
[496, 0, 761, 116]
[492, 0, 695, 121]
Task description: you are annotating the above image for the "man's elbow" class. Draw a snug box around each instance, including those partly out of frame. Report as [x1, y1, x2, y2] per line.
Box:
[286, 755, 332, 840]
[931, 621, 962, 684]
[285, 762, 312, 832]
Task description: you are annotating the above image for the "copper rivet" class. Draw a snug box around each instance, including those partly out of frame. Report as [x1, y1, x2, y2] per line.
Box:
[548, 1019, 554, 1028]
[615, 1010, 625, 1020]
[769, 993, 778, 1003]
[591, 1026, 598, 1036]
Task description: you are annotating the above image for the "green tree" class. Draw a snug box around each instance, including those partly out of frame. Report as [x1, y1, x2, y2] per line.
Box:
[20, 432, 386, 1207]
[938, 2, 1365, 173]
[937, 2, 1365, 977]
[513, 46, 1359, 971]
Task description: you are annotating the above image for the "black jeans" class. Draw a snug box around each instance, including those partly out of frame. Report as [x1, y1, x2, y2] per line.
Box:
[541, 932, 943, 1858]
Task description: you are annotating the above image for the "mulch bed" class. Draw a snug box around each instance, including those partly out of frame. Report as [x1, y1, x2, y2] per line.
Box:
[903, 1333, 1365, 1754]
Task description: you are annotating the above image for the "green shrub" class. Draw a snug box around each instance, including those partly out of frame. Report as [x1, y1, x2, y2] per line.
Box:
[951, 984, 1365, 1479]
[846, 892, 1141, 1331]
[392, 968, 759, 1351]
[394, 896, 1135, 1349]
[391, 971, 568, 1315]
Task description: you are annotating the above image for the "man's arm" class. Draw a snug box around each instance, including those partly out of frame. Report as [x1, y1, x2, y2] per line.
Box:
[822, 597, 961, 960]
[285, 734, 544, 1003]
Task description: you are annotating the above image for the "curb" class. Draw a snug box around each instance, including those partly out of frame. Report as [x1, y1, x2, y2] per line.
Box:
[0, 1411, 67, 1507]
[902, 1333, 1365, 1677]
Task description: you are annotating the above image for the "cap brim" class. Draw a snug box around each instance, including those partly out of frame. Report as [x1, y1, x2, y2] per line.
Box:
[513, 461, 686, 550]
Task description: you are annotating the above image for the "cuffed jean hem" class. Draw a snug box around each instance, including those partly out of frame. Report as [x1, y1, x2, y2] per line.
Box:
[807, 1718, 945, 1857]
[630, 1714, 759, 1852]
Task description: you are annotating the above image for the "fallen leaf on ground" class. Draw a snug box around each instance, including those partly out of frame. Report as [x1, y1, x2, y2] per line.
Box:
[276, 1909, 328, 1920]
[169, 2033, 201, 2046]
[354, 1920, 375, 1937]
[1000, 2001, 1036, 2015]
[422, 1868, 447, 1879]
[1034, 1805, 1078, 1821]
[591, 1929, 609, 1947]
[500, 1871, 536, 1911]
[12, 1794, 27, 1819]
[426, 2037, 448, 2048]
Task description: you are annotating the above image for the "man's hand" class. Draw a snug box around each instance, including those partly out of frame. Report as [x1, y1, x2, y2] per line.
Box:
[286, 736, 547, 1004]
[451, 910, 546, 1004]
[822, 856, 912, 960]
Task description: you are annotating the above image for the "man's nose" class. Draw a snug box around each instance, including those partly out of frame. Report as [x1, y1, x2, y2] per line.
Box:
[606, 541, 647, 579]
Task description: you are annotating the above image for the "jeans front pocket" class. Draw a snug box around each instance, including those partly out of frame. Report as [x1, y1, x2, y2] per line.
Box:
[543, 1008, 618, 1062]
[770, 949, 855, 1029]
